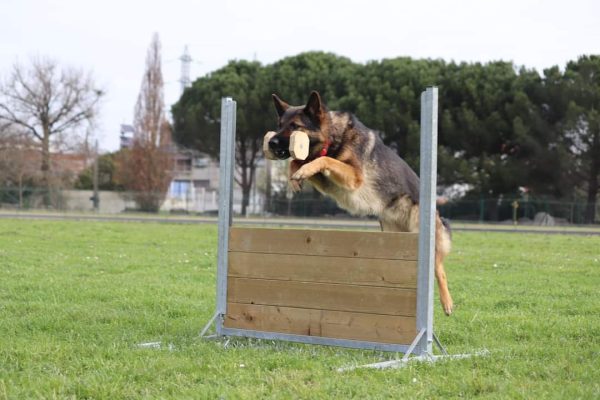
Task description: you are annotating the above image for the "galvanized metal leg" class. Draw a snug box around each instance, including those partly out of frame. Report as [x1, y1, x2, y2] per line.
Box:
[338, 345, 489, 372]
[401, 328, 426, 362]
[199, 311, 219, 337]
[433, 331, 449, 355]
[337, 329, 426, 372]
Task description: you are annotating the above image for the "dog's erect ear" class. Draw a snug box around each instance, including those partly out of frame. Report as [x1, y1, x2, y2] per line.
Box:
[304, 91, 324, 120]
[272, 94, 289, 117]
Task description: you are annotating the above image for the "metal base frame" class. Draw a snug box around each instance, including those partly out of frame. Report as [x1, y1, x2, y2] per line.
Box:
[200, 314, 414, 353]
[336, 329, 488, 371]
[337, 349, 490, 372]
[201, 317, 484, 371]
[222, 327, 413, 354]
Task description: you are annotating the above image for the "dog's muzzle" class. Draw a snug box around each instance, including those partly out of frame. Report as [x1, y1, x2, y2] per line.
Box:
[268, 135, 290, 159]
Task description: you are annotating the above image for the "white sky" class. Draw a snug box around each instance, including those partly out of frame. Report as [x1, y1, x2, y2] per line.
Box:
[1, 0, 599, 152]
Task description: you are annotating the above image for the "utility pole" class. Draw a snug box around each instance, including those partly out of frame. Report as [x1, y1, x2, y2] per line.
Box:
[179, 45, 192, 94]
[91, 140, 99, 211]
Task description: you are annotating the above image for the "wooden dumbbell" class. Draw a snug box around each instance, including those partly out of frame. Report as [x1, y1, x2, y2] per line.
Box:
[263, 131, 278, 160]
[289, 131, 309, 160]
[263, 130, 310, 161]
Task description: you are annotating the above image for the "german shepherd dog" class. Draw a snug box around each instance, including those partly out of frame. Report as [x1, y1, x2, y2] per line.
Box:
[265, 91, 454, 315]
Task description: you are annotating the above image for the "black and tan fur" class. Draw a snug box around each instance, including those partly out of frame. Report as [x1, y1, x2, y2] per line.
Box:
[267, 91, 454, 315]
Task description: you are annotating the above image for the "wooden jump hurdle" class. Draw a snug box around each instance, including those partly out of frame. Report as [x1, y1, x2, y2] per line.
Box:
[224, 227, 419, 351]
[201, 89, 476, 367]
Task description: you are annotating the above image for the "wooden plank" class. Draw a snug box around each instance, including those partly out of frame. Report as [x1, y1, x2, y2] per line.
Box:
[227, 278, 416, 317]
[228, 252, 417, 288]
[229, 227, 418, 260]
[224, 303, 416, 345]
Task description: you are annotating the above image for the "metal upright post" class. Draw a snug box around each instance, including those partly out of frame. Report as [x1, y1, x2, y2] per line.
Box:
[339, 87, 487, 370]
[214, 97, 236, 336]
[416, 87, 438, 356]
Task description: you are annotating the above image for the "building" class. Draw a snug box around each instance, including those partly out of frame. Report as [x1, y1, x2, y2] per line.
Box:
[119, 124, 134, 149]
[162, 148, 220, 213]
[118, 123, 268, 214]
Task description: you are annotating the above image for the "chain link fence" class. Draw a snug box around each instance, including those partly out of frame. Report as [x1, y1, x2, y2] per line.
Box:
[438, 197, 597, 225]
[263, 196, 598, 226]
[0, 186, 598, 225]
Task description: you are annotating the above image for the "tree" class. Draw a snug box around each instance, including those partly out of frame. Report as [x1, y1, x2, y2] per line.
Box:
[560, 56, 600, 223]
[172, 51, 600, 222]
[0, 57, 103, 187]
[117, 33, 173, 212]
[172, 60, 270, 216]
[265, 52, 358, 108]
[351, 58, 445, 168]
[75, 151, 124, 191]
[0, 127, 40, 206]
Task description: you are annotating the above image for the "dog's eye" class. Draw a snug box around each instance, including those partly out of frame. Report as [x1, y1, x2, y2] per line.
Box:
[289, 122, 298, 130]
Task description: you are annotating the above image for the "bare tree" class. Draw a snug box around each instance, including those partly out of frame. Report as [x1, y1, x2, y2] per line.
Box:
[0, 57, 103, 188]
[0, 127, 41, 207]
[117, 33, 173, 212]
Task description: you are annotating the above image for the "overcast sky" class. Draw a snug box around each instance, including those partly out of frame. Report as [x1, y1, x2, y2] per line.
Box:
[1, 0, 599, 152]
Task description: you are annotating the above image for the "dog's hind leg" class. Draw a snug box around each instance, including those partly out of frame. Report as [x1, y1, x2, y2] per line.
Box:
[435, 217, 453, 315]
[381, 203, 454, 315]
[408, 207, 454, 315]
[435, 252, 453, 315]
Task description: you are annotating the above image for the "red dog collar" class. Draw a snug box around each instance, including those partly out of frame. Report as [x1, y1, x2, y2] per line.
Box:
[295, 139, 331, 166]
[319, 139, 331, 157]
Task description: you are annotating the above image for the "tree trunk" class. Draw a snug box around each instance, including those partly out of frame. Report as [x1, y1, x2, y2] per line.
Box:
[41, 126, 51, 206]
[18, 173, 23, 209]
[41, 130, 50, 183]
[240, 165, 249, 216]
[239, 163, 257, 216]
[584, 150, 599, 223]
[264, 159, 272, 214]
[241, 186, 251, 216]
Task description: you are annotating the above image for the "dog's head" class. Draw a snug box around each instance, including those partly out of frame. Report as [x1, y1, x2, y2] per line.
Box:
[267, 91, 330, 160]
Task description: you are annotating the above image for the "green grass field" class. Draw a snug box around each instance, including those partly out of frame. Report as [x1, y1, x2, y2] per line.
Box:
[0, 219, 599, 399]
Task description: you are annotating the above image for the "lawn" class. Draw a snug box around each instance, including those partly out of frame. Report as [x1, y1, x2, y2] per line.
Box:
[0, 219, 599, 399]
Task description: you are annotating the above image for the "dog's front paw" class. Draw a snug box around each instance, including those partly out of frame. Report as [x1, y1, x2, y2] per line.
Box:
[291, 164, 317, 181]
[289, 179, 303, 193]
[291, 167, 312, 182]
